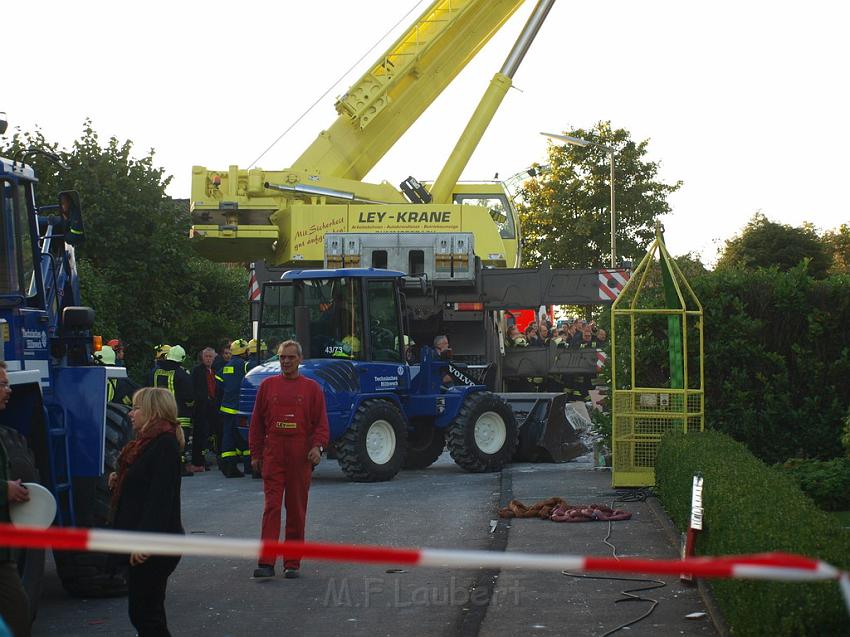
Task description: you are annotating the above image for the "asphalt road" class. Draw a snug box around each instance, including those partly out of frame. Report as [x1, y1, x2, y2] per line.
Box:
[32, 453, 716, 636]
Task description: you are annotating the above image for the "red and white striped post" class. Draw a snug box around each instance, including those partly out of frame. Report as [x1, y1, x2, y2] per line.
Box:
[681, 473, 704, 583]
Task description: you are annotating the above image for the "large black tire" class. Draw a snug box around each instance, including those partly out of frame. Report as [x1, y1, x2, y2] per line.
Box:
[54, 403, 132, 598]
[335, 400, 407, 482]
[0, 425, 45, 619]
[403, 421, 445, 470]
[446, 392, 518, 473]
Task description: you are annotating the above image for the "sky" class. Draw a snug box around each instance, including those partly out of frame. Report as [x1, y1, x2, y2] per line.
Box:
[4, 0, 848, 265]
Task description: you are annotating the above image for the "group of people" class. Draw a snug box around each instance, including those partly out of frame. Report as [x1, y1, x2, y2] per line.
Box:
[506, 317, 607, 350]
[110, 339, 327, 635]
[94, 336, 273, 480]
[143, 338, 269, 479]
[50, 338, 325, 636]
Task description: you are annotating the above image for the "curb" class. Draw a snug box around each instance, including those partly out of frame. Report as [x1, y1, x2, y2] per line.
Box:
[646, 491, 730, 637]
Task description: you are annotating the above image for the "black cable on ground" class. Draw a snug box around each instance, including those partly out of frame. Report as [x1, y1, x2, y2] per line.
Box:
[560, 572, 666, 637]
[561, 488, 665, 636]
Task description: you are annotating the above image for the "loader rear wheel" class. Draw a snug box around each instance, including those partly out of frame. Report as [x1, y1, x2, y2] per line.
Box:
[336, 400, 407, 482]
[54, 403, 132, 598]
[0, 425, 45, 618]
[403, 422, 444, 470]
[446, 392, 518, 473]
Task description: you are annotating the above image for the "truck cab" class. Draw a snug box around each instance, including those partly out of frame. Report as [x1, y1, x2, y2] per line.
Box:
[0, 153, 131, 604]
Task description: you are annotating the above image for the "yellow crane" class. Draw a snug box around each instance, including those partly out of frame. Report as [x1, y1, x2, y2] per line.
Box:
[189, 0, 555, 270]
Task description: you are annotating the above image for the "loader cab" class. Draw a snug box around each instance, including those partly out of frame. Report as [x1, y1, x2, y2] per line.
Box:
[259, 269, 407, 364]
[0, 166, 40, 306]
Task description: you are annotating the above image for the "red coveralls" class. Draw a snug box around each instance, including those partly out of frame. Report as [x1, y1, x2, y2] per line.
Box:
[250, 374, 329, 569]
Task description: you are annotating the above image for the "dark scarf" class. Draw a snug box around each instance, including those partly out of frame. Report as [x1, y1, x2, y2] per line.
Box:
[111, 419, 179, 509]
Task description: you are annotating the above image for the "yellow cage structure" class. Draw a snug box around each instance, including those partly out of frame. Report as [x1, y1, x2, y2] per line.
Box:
[610, 227, 704, 487]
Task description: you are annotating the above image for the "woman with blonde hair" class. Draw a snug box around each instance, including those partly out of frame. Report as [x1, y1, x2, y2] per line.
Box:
[110, 387, 184, 636]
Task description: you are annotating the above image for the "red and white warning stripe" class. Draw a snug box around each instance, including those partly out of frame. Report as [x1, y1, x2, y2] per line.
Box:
[248, 267, 261, 302]
[598, 269, 630, 301]
[0, 523, 844, 587]
[595, 350, 607, 372]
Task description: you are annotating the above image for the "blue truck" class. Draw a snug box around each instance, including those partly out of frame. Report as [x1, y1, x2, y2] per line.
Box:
[0, 119, 130, 612]
[240, 268, 520, 482]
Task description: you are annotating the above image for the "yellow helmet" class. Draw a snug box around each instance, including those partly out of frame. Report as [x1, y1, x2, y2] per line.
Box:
[230, 338, 249, 356]
[342, 335, 361, 355]
[247, 338, 258, 354]
[155, 344, 171, 360]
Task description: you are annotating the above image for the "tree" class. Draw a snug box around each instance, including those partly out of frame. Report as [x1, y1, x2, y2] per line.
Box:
[823, 224, 850, 275]
[0, 122, 249, 382]
[518, 121, 682, 268]
[716, 213, 832, 278]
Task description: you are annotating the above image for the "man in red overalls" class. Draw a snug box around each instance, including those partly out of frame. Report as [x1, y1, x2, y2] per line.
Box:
[250, 340, 329, 579]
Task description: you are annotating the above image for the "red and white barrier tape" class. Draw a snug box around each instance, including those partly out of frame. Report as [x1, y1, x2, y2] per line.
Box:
[0, 523, 845, 584]
[2, 523, 848, 615]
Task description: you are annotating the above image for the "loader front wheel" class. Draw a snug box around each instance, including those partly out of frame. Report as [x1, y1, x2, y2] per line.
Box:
[446, 392, 518, 473]
[403, 421, 444, 470]
[336, 400, 407, 482]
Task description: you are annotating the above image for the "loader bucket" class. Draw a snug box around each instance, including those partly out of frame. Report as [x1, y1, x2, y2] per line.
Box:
[501, 393, 587, 463]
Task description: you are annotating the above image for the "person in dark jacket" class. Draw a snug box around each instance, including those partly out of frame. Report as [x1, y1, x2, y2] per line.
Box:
[109, 387, 184, 637]
[0, 362, 33, 637]
[188, 347, 221, 472]
[151, 346, 194, 477]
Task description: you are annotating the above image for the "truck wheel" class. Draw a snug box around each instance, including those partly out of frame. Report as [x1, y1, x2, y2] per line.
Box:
[0, 425, 45, 619]
[446, 392, 518, 473]
[403, 422, 444, 470]
[54, 403, 132, 598]
[336, 400, 407, 482]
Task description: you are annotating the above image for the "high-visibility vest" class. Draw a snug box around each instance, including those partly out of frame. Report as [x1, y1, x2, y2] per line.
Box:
[218, 359, 248, 414]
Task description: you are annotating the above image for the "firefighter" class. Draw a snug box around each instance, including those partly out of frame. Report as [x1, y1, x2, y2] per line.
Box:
[59, 192, 85, 247]
[95, 346, 117, 398]
[331, 334, 361, 359]
[218, 339, 251, 478]
[246, 338, 263, 371]
[152, 345, 195, 477]
[106, 339, 126, 367]
[250, 340, 329, 579]
[212, 339, 232, 374]
[95, 345, 137, 407]
[148, 344, 171, 386]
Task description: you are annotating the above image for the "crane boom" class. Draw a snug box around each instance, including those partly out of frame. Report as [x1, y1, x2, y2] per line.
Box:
[291, 0, 526, 180]
[190, 0, 554, 269]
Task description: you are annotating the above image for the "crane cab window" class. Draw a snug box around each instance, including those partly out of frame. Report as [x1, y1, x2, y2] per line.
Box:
[453, 193, 516, 240]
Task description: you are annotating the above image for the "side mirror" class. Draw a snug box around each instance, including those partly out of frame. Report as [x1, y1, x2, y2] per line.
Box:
[63, 306, 96, 330]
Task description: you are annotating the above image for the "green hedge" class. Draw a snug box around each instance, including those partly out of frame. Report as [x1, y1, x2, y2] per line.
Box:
[776, 458, 850, 511]
[656, 430, 850, 636]
[693, 266, 850, 464]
